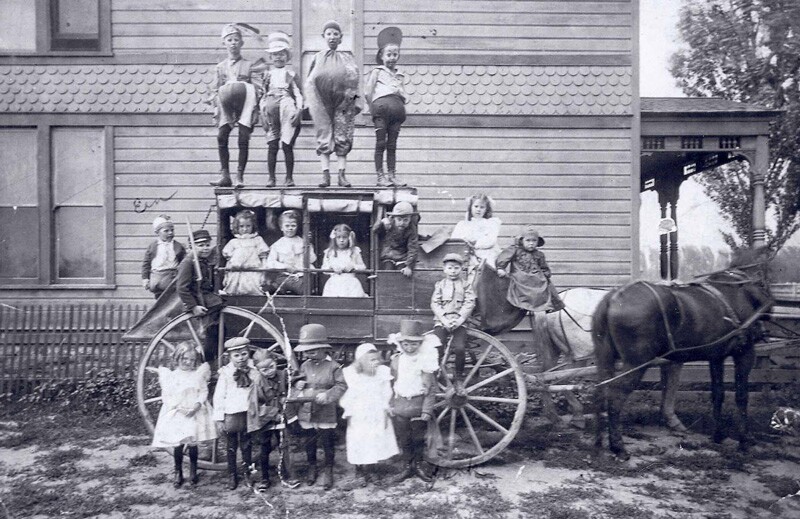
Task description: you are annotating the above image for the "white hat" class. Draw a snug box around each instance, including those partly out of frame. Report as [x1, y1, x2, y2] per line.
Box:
[221, 23, 241, 40]
[267, 31, 290, 53]
[354, 343, 377, 361]
[152, 215, 173, 233]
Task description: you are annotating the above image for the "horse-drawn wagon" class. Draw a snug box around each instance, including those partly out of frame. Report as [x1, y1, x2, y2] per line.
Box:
[130, 185, 783, 470]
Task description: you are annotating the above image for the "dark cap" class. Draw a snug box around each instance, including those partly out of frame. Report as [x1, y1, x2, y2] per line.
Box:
[193, 229, 212, 243]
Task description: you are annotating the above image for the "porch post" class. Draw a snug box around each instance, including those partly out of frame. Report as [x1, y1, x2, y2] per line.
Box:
[751, 135, 768, 247]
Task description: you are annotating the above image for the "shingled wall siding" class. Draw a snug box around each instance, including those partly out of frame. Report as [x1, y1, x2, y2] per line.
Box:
[363, 0, 633, 56]
[111, 0, 292, 53]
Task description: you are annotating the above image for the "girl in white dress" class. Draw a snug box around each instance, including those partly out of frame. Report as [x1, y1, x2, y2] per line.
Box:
[222, 210, 270, 295]
[321, 223, 368, 297]
[450, 193, 502, 269]
[150, 342, 217, 488]
[339, 343, 399, 488]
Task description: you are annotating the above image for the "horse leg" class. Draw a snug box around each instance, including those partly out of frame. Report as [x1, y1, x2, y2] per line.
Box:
[606, 368, 644, 461]
[660, 363, 687, 432]
[734, 346, 756, 450]
[709, 358, 726, 443]
[530, 313, 563, 426]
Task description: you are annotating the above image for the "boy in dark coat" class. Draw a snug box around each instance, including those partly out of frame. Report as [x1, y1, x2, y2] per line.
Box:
[176, 229, 224, 361]
[372, 201, 419, 278]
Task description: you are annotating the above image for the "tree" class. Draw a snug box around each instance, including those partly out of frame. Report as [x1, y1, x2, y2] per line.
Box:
[670, 0, 800, 252]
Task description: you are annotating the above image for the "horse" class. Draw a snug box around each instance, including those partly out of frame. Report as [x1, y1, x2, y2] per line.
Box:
[528, 288, 685, 430]
[591, 248, 773, 459]
[472, 264, 686, 430]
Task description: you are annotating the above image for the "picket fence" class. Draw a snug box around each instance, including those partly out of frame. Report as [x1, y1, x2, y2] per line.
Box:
[0, 303, 149, 396]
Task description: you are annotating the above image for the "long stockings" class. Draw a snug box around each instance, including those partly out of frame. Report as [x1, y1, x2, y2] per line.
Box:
[226, 431, 252, 474]
[267, 125, 301, 178]
[304, 428, 335, 468]
[217, 123, 253, 173]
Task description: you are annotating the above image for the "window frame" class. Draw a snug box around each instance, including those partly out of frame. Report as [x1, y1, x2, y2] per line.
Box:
[0, 0, 111, 57]
[0, 124, 115, 289]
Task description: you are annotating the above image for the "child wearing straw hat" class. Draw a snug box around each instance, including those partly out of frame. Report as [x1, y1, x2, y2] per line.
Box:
[293, 324, 347, 490]
[365, 26, 407, 187]
[496, 226, 564, 312]
[142, 215, 186, 299]
[260, 31, 304, 187]
[372, 201, 419, 278]
[388, 320, 438, 483]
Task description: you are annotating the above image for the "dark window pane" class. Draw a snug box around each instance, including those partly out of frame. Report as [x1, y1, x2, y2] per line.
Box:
[0, 207, 39, 279]
[56, 206, 104, 279]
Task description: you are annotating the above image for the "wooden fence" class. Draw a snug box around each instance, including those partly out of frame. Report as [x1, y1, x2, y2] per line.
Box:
[0, 303, 149, 396]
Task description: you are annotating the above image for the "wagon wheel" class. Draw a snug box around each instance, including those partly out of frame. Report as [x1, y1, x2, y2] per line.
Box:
[428, 328, 527, 468]
[136, 306, 293, 471]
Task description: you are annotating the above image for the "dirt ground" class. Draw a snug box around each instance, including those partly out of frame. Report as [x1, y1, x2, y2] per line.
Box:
[2, 395, 800, 519]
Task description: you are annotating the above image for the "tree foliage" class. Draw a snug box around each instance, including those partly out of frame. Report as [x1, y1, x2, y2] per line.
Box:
[670, 0, 800, 251]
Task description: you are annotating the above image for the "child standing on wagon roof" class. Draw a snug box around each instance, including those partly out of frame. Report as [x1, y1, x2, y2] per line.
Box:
[260, 31, 303, 187]
[365, 26, 407, 187]
[305, 20, 362, 188]
[209, 23, 261, 188]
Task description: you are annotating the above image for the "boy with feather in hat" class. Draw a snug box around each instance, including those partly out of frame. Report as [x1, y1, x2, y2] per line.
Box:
[208, 23, 262, 188]
[365, 26, 407, 187]
[496, 226, 564, 313]
[260, 31, 304, 187]
[293, 324, 347, 490]
[142, 215, 186, 299]
[372, 201, 419, 278]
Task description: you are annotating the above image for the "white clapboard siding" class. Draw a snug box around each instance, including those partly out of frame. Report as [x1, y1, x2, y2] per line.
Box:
[363, 0, 632, 55]
[107, 123, 633, 302]
[112, 0, 292, 53]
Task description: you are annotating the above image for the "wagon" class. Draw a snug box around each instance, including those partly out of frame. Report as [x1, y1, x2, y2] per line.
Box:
[132, 186, 799, 471]
[133, 186, 533, 471]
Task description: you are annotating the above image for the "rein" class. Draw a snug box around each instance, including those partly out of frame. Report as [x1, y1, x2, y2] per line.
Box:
[595, 298, 772, 389]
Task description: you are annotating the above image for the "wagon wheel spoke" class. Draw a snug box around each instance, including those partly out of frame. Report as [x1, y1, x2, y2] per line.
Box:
[438, 339, 454, 391]
[466, 367, 514, 393]
[143, 396, 162, 404]
[184, 319, 204, 353]
[460, 408, 484, 455]
[468, 395, 522, 405]
[211, 438, 218, 464]
[436, 407, 449, 424]
[463, 342, 493, 386]
[465, 403, 509, 435]
[159, 339, 176, 352]
[448, 409, 457, 458]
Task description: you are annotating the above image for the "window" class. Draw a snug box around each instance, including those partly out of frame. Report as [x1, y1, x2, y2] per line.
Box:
[0, 0, 110, 54]
[0, 126, 114, 287]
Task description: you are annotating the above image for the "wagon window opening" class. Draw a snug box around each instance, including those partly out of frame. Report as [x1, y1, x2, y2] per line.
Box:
[309, 211, 373, 297]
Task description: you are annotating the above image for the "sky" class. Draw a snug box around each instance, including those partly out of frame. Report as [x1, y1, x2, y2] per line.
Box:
[638, 0, 736, 255]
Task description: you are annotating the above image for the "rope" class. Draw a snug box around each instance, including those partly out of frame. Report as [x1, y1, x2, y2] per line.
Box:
[596, 300, 772, 388]
[200, 203, 216, 230]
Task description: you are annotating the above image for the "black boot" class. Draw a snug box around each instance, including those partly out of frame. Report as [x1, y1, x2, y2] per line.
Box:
[227, 448, 238, 490]
[188, 446, 199, 486]
[414, 460, 433, 483]
[388, 171, 406, 187]
[306, 463, 318, 486]
[337, 169, 351, 187]
[284, 172, 295, 187]
[173, 446, 184, 489]
[234, 170, 245, 188]
[322, 465, 334, 491]
[266, 173, 277, 188]
[210, 169, 232, 187]
[391, 461, 414, 484]
[319, 169, 331, 188]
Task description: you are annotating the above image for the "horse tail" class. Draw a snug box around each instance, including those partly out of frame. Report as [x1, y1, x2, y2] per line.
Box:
[591, 288, 619, 449]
